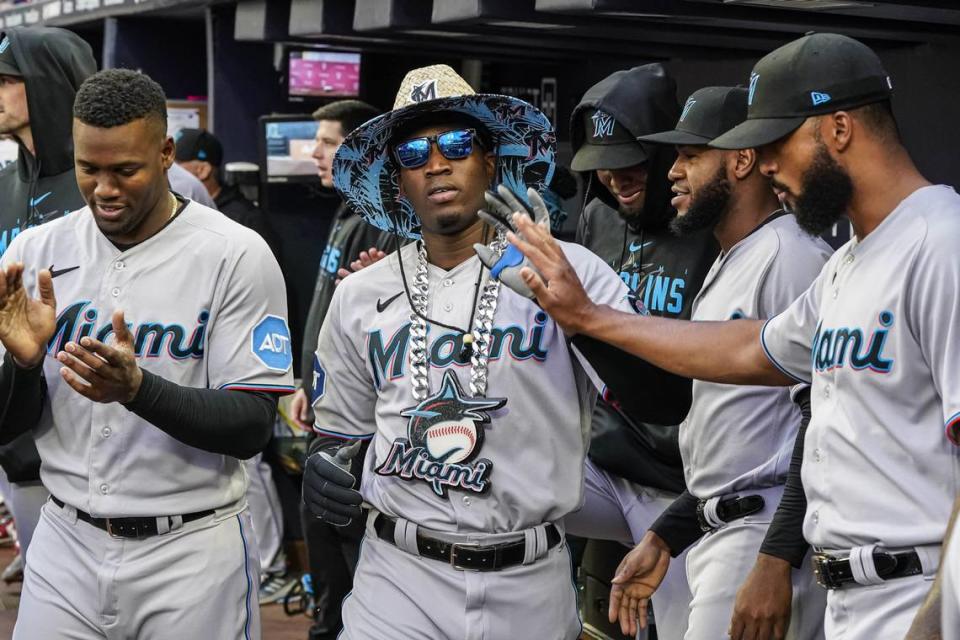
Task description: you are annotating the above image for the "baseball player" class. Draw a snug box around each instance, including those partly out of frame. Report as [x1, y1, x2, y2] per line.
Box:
[593, 85, 831, 639]
[301, 64, 638, 639]
[502, 33, 959, 639]
[0, 68, 293, 639]
[563, 63, 718, 640]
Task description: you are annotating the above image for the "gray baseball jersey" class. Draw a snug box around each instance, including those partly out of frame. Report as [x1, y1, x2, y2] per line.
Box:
[680, 212, 832, 497]
[1, 200, 295, 517]
[761, 185, 960, 550]
[311, 240, 632, 533]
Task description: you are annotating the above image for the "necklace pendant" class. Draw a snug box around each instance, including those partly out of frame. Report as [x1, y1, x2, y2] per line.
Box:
[377, 370, 506, 498]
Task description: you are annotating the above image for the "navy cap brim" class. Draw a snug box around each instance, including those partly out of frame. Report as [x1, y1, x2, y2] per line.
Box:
[637, 129, 713, 146]
[570, 141, 648, 172]
[709, 115, 806, 150]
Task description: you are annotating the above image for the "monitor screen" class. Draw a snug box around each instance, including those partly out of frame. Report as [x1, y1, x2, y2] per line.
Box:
[289, 50, 361, 99]
[262, 118, 319, 182]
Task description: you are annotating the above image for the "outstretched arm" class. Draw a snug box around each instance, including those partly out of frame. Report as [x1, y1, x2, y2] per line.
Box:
[508, 214, 792, 386]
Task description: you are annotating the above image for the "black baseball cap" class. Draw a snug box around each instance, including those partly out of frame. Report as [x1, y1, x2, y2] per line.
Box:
[711, 33, 893, 150]
[570, 107, 649, 171]
[0, 34, 20, 77]
[174, 128, 223, 167]
[638, 86, 748, 146]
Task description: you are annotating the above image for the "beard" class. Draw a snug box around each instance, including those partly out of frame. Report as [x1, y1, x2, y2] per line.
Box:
[790, 143, 854, 236]
[670, 165, 730, 236]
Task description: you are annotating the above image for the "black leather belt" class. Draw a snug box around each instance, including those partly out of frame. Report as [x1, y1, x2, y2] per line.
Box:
[374, 513, 561, 572]
[696, 494, 765, 532]
[812, 550, 923, 589]
[51, 496, 214, 539]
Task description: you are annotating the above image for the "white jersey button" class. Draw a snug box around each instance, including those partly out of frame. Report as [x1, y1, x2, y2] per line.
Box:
[114, 261, 125, 270]
[844, 254, 854, 265]
[462, 495, 472, 506]
[832, 289, 839, 299]
[99, 483, 109, 495]
[814, 448, 822, 462]
[111, 287, 120, 297]
[443, 303, 453, 312]
[101, 426, 112, 438]
[443, 278, 454, 287]
[812, 510, 819, 524]
[823, 385, 831, 398]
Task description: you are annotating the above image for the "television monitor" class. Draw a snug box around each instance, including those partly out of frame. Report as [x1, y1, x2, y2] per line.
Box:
[288, 50, 361, 100]
[259, 115, 319, 184]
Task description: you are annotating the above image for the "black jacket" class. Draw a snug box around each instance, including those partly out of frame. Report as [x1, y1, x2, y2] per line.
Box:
[214, 185, 281, 259]
[0, 27, 95, 483]
[571, 65, 719, 493]
[299, 204, 392, 391]
[0, 27, 95, 255]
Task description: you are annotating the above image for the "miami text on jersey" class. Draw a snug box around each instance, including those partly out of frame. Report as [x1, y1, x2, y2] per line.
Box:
[48, 301, 208, 359]
[811, 310, 894, 374]
[367, 312, 550, 388]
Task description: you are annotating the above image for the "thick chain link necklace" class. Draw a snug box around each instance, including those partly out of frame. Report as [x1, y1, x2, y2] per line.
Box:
[408, 230, 506, 401]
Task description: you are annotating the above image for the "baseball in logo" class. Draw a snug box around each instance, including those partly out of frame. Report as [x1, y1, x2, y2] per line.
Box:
[375, 370, 507, 497]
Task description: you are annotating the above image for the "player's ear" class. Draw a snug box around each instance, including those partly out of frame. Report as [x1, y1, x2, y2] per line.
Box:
[732, 148, 757, 180]
[160, 135, 175, 171]
[483, 152, 496, 187]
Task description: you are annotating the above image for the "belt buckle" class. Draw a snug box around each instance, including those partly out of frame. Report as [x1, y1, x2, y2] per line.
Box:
[105, 518, 121, 539]
[695, 501, 713, 533]
[449, 541, 481, 572]
[812, 553, 840, 590]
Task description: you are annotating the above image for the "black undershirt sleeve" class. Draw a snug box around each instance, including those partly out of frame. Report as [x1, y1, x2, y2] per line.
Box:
[649, 490, 704, 556]
[122, 369, 278, 460]
[0, 353, 46, 445]
[759, 387, 812, 568]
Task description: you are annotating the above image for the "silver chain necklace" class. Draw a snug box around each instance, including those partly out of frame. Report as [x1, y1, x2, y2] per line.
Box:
[408, 231, 506, 401]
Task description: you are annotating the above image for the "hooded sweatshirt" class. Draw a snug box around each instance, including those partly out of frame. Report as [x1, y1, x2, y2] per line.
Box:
[0, 26, 96, 257]
[0, 27, 95, 483]
[571, 64, 719, 493]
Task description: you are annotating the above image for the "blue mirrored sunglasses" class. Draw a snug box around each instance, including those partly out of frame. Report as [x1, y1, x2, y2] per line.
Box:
[393, 128, 479, 169]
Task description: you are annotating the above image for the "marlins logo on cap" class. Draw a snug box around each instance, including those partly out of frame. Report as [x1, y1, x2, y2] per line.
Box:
[0, 38, 10, 54]
[591, 110, 615, 138]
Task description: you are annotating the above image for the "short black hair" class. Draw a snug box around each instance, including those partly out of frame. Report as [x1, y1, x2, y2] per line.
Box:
[854, 100, 900, 144]
[312, 100, 380, 137]
[74, 68, 167, 132]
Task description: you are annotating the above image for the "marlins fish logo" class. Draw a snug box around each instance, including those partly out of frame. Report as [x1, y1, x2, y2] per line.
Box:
[403, 370, 505, 464]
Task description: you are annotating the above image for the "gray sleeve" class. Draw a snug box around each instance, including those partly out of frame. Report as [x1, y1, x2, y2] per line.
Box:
[207, 234, 295, 394]
[760, 261, 830, 384]
[906, 228, 960, 443]
[311, 284, 378, 440]
[168, 163, 218, 210]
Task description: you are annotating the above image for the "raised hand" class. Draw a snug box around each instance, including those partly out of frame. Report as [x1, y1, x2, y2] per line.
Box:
[608, 531, 672, 637]
[336, 247, 388, 284]
[506, 212, 597, 334]
[474, 185, 551, 299]
[56, 309, 143, 404]
[0, 263, 57, 368]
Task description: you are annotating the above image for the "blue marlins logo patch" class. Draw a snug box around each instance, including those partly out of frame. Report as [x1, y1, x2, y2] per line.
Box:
[376, 370, 506, 498]
[252, 315, 292, 372]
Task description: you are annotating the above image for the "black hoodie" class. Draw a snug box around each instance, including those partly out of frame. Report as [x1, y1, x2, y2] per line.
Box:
[0, 27, 94, 483]
[0, 26, 96, 257]
[571, 65, 719, 493]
